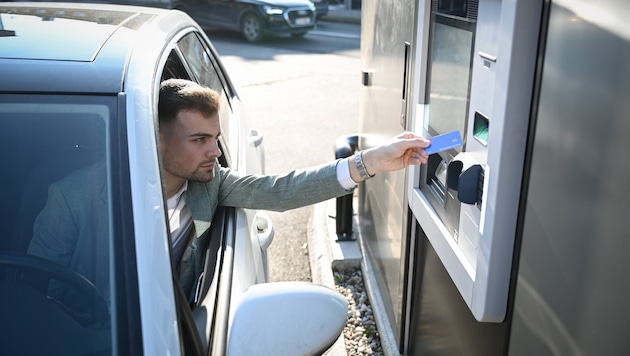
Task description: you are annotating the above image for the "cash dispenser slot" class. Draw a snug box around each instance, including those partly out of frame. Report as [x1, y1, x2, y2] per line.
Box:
[426, 154, 449, 205]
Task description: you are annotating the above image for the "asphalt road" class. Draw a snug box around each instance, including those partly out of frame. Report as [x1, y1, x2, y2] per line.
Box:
[210, 21, 361, 281]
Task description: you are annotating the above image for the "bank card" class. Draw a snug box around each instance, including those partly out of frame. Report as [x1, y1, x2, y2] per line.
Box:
[425, 130, 463, 155]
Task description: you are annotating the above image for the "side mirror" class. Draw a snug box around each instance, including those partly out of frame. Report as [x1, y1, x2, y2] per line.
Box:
[227, 282, 348, 356]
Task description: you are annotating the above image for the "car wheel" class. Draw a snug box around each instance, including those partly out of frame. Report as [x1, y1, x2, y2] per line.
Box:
[241, 13, 265, 42]
[291, 32, 307, 38]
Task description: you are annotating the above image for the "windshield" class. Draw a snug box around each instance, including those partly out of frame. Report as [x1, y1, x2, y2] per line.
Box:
[0, 94, 125, 354]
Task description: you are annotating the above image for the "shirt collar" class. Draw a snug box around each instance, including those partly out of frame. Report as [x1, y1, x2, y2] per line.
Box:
[167, 180, 188, 208]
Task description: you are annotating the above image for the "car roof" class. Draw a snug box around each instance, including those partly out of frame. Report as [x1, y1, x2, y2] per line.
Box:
[0, 2, 192, 94]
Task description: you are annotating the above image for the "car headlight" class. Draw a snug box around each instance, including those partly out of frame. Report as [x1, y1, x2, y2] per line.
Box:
[263, 6, 284, 15]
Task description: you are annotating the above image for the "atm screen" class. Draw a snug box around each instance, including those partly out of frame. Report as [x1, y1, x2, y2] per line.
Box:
[424, 15, 475, 151]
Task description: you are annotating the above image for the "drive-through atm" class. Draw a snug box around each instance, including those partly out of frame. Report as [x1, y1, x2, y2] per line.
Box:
[408, 0, 541, 322]
[358, 0, 630, 354]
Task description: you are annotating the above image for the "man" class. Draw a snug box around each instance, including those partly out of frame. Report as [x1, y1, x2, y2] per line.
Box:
[29, 78, 431, 307]
[157, 79, 431, 297]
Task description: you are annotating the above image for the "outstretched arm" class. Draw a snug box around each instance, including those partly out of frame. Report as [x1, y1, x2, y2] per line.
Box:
[348, 132, 431, 183]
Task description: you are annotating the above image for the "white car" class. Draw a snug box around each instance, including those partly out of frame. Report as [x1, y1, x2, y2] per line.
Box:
[0, 3, 346, 355]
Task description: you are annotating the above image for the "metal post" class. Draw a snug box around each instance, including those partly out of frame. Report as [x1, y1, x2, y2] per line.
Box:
[334, 134, 359, 241]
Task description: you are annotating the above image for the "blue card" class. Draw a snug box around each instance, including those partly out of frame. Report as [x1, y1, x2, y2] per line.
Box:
[425, 130, 463, 155]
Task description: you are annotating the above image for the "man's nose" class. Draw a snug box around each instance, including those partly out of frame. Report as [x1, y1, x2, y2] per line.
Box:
[207, 140, 222, 157]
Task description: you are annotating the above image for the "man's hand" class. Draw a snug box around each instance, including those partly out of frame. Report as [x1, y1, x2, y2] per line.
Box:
[349, 132, 431, 182]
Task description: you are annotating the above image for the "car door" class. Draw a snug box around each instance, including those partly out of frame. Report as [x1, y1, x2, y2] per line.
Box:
[157, 28, 273, 351]
[155, 24, 354, 355]
[205, 0, 246, 30]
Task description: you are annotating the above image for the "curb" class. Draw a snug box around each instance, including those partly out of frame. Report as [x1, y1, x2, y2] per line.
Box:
[321, 13, 361, 24]
[308, 201, 349, 356]
[308, 198, 401, 356]
[354, 224, 402, 356]
[321, 5, 361, 24]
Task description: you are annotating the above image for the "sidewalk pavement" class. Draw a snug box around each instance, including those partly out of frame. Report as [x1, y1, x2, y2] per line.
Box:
[308, 197, 400, 356]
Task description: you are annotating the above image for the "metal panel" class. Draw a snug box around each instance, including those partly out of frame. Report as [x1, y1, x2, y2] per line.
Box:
[358, 0, 418, 345]
[407, 222, 507, 355]
[509, 1, 630, 355]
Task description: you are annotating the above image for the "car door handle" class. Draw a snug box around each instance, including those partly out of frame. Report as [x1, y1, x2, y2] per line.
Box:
[256, 212, 275, 251]
[250, 128, 264, 147]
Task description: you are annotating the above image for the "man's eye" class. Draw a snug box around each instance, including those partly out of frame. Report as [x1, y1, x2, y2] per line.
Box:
[194, 137, 205, 143]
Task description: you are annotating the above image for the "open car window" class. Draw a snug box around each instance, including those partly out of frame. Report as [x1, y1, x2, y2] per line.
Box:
[159, 32, 237, 353]
[176, 31, 236, 168]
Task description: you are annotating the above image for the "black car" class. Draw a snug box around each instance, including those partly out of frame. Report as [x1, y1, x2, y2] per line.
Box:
[5, 0, 318, 42]
[171, 0, 317, 42]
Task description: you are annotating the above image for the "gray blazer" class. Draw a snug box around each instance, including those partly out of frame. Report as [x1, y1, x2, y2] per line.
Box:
[28, 160, 352, 305]
[180, 160, 351, 298]
[28, 162, 111, 308]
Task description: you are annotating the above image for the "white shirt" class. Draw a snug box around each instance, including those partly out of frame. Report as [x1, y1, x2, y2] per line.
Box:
[337, 157, 358, 190]
[167, 181, 194, 264]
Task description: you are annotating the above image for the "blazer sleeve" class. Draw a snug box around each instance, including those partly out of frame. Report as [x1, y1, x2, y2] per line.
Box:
[216, 160, 353, 212]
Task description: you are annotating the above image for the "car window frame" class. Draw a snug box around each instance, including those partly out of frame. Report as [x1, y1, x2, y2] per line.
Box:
[176, 30, 244, 170]
[167, 31, 235, 168]
[155, 27, 241, 354]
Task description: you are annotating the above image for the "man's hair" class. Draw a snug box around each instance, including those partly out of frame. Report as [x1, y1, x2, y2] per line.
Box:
[158, 78, 221, 127]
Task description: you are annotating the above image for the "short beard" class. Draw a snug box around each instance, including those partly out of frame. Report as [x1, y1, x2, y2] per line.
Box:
[186, 170, 216, 183]
[164, 160, 216, 184]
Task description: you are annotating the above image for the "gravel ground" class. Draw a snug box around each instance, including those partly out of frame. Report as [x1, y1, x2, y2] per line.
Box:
[333, 267, 384, 356]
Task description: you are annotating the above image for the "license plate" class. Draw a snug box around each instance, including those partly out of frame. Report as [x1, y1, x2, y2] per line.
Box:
[295, 17, 311, 25]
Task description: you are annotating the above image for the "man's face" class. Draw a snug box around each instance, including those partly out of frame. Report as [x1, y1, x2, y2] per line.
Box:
[160, 109, 222, 186]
